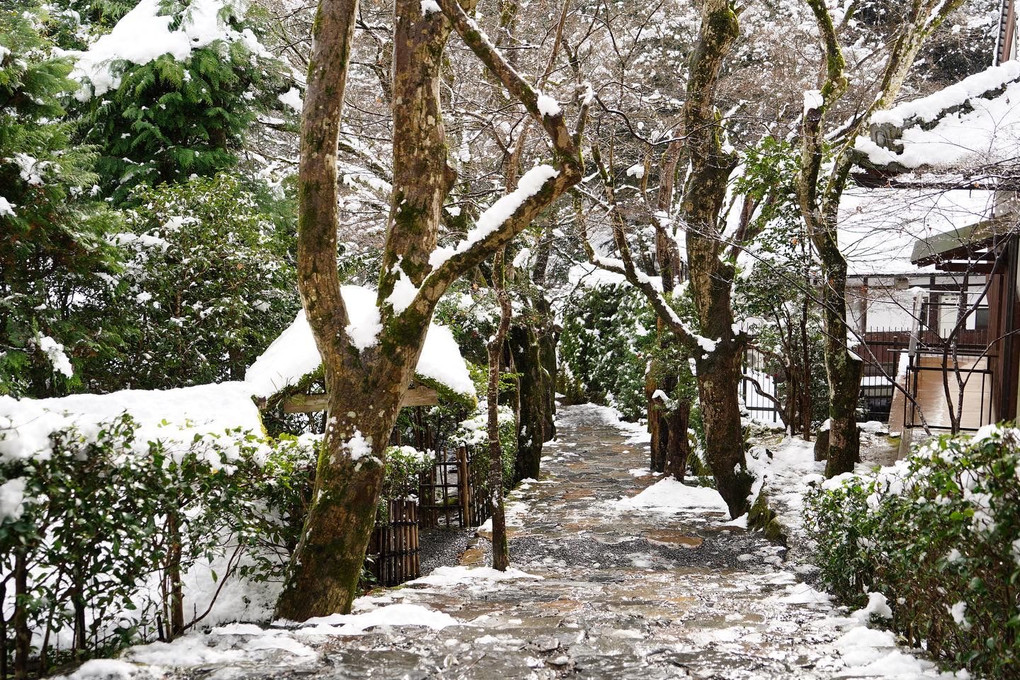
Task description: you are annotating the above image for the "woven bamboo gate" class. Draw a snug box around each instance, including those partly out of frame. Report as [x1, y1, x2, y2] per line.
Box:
[366, 499, 420, 586]
[418, 445, 491, 529]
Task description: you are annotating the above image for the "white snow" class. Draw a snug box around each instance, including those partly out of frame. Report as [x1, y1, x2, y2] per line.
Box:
[420, 0, 441, 15]
[409, 565, 543, 587]
[385, 266, 419, 315]
[0, 382, 265, 463]
[60, 659, 145, 680]
[278, 87, 302, 112]
[536, 94, 561, 117]
[0, 477, 27, 524]
[295, 603, 462, 634]
[429, 165, 558, 270]
[858, 61, 1020, 171]
[347, 430, 373, 461]
[245, 285, 475, 401]
[0, 196, 15, 217]
[625, 163, 645, 179]
[803, 89, 823, 112]
[838, 188, 995, 276]
[72, 0, 258, 98]
[33, 334, 74, 377]
[851, 591, 894, 623]
[413, 324, 476, 397]
[613, 478, 729, 514]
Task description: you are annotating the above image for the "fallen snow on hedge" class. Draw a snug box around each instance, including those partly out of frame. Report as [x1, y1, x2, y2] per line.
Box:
[0, 382, 264, 463]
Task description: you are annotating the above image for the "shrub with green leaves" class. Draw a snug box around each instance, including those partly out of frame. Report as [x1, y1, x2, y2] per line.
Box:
[0, 3, 124, 398]
[88, 173, 298, 391]
[70, 0, 291, 204]
[559, 281, 656, 421]
[382, 445, 434, 502]
[805, 425, 1020, 679]
[0, 415, 316, 674]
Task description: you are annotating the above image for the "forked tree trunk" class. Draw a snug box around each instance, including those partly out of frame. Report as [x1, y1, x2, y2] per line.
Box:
[681, 0, 750, 516]
[277, 0, 583, 619]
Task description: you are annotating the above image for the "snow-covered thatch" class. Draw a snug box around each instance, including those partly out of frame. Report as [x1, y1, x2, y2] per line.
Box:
[245, 285, 476, 406]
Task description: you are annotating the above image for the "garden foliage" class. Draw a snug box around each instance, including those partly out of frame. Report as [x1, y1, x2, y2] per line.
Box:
[559, 281, 656, 421]
[805, 425, 1020, 679]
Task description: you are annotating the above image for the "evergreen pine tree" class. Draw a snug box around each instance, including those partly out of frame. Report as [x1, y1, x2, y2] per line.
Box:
[0, 4, 123, 397]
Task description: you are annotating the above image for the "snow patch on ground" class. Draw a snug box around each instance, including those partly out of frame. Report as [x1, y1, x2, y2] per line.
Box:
[409, 566, 543, 587]
[613, 478, 729, 514]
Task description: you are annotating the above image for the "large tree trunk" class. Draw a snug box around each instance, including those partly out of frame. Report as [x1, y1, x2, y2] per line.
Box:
[681, 0, 750, 517]
[276, 0, 450, 620]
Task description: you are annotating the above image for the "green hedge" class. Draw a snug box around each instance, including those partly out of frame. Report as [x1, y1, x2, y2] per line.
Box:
[0, 415, 439, 675]
[805, 425, 1020, 679]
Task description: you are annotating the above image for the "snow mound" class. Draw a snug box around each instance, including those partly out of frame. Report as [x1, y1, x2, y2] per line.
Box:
[409, 565, 543, 587]
[294, 603, 463, 634]
[614, 478, 729, 514]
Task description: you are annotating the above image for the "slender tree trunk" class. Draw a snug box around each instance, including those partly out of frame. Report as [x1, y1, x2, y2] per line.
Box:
[14, 551, 28, 680]
[488, 250, 511, 571]
[166, 512, 185, 638]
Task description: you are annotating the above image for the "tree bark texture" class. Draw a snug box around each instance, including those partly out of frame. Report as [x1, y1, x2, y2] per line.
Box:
[681, 0, 750, 517]
[488, 250, 511, 571]
[277, 0, 583, 620]
[510, 320, 547, 483]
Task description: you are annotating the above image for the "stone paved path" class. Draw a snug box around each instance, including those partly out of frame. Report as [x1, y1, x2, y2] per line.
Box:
[141, 405, 953, 680]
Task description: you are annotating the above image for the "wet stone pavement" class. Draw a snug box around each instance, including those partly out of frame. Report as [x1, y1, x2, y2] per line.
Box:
[162, 405, 939, 680]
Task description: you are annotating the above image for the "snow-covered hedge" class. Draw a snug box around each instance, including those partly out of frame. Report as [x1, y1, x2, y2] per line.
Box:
[805, 425, 1020, 679]
[0, 413, 315, 674]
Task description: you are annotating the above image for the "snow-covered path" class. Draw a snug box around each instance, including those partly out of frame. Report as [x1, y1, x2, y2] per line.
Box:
[64, 405, 962, 680]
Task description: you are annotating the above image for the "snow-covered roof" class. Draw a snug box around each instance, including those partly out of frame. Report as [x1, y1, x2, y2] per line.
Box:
[246, 285, 476, 403]
[838, 188, 997, 276]
[855, 61, 1020, 176]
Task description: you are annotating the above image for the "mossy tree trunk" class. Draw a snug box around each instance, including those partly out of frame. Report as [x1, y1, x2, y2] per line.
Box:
[678, 0, 750, 516]
[276, 0, 584, 620]
[579, 0, 750, 517]
[510, 318, 548, 483]
[487, 249, 511, 571]
[797, 0, 965, 476]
